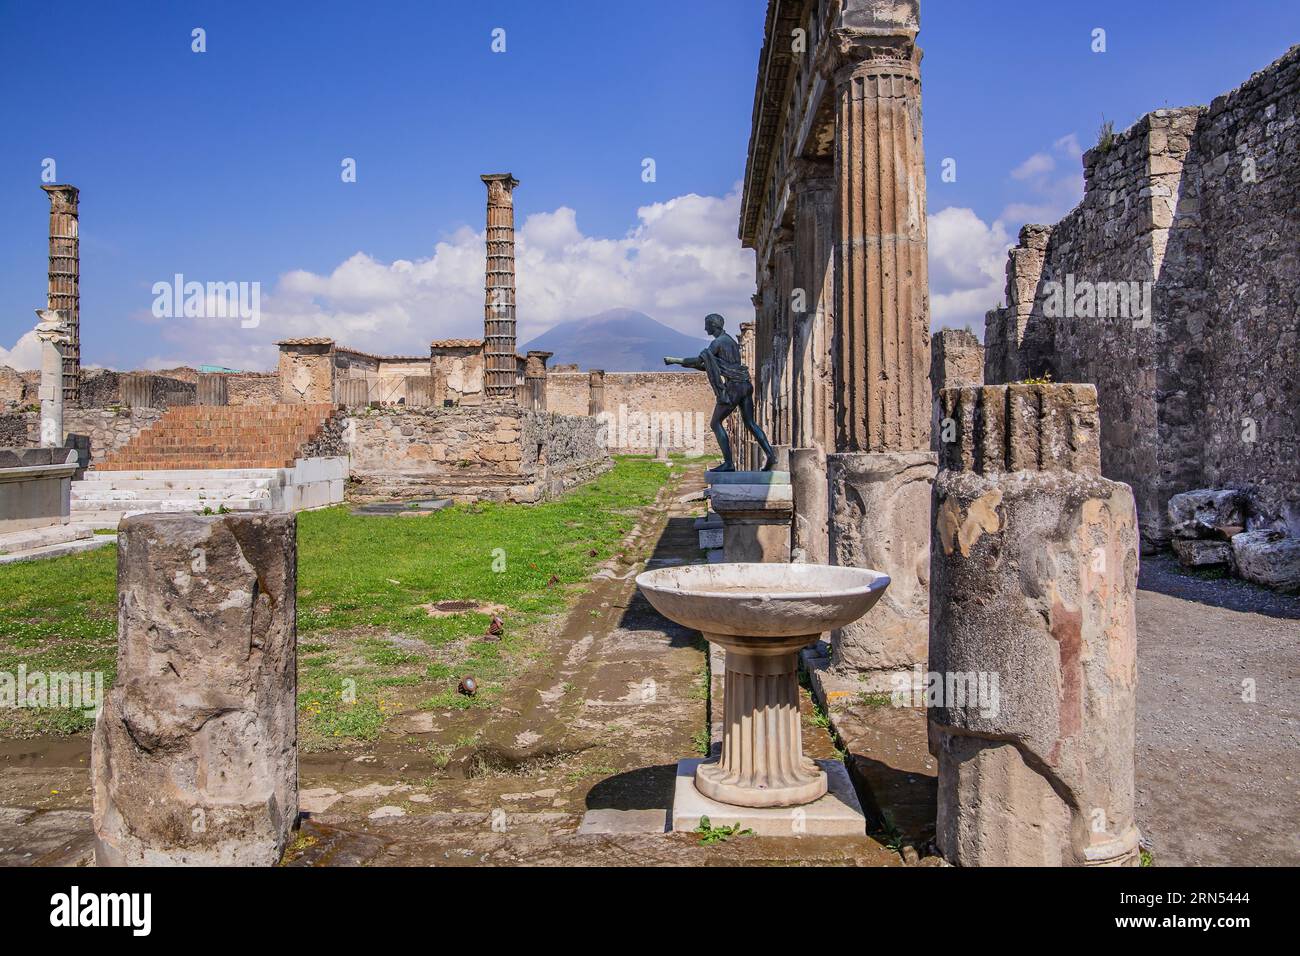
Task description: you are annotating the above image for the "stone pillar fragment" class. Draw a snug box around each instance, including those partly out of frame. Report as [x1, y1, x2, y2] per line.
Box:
[524, 350, 551, 411]
[587, 369, 605, 417]
[482, 173, 520, 403]
[92, 512, 298, 866]
[33, 309, 69, 447]
[929, 383, 1139, 867]
[790, 446, 829, 566]
[827, 449, 935, 682]
[42, 185, 80, 405]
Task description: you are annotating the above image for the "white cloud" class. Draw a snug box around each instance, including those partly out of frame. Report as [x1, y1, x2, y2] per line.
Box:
[0, 330, 42, 371]
[927, 207, 1012, 334]
[144, 187, 756, 371]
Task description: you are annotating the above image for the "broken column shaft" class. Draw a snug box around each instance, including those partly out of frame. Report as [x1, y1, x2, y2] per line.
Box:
[41, 185, 80, 405]
[92, 512, 299, 865]
[929, 383, 1140, 866]
[482, 173, 520, 404]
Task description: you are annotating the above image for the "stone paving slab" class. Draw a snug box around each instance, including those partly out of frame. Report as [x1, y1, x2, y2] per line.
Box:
[671, 758, 865, 837]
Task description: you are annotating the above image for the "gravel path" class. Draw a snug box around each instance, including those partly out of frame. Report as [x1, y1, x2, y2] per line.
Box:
[1134, 554, 1299, 866]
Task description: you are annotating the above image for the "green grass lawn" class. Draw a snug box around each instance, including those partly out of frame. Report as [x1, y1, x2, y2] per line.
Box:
[0, 456, 673, 743]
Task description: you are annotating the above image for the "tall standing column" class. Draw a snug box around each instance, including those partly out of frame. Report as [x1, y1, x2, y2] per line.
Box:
[771, 232, 796, 449]
[824, 7, 937, 687]
[792, 166, 836, 453]
[833, 33, 930, 452]
[790, 167, 836, 571]
[42, 185, 80, 405]
[481, 173, 520, 404]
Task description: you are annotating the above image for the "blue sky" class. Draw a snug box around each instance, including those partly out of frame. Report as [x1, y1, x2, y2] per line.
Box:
[1, 0, 1297, 370]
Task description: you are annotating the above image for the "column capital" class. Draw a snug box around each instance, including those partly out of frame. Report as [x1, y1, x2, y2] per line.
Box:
[41, 183, 80, 211]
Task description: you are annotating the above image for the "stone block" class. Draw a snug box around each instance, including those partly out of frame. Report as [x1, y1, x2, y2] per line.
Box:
[1172, 537, 1233, 568]
[92, 512, 298, 866]
[1232, 530, 1300, 592]
[670, 758, 865, 837]
[1168, 489, 1248, 539]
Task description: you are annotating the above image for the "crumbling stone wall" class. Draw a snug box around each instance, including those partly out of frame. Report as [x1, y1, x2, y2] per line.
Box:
[344, 406, 609, 501]
[0, 406, 164, 465]
[544, 369, 716, 453]
[226, 372, 279, 405]
[0, 366, 29, 408]
[546, 371, 589, 417]
[985, 46, 1300, 544]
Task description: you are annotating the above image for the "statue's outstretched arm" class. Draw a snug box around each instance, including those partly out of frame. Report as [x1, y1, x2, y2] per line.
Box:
[664, 355, 706, 370]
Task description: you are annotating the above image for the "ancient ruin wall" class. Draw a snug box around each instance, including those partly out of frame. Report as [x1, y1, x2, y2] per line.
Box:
[343, 406, 609, 501]
[226, 372, 280, 405]
[0, 407, 163, 466]
[985, 46, 1300, 543]
[545, 370, 716, 453]
[1192, 48, 1300, 533]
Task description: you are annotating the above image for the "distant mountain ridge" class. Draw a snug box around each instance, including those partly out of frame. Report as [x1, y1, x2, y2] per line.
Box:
[521, 308, 710, 373]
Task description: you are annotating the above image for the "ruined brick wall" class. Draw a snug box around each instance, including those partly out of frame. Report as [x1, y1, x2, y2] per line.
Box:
[1, 366, 32, 408]
[429, 347, 485, 405]
[0, 413, 32, 446]
[546, 372, 589, 416]
[343, 405, 609, 501]
[226, 372, 280, 406]
[984, 46, 1300, 544]
[603, 372, 715, 453]
[542, 370, 716, 453]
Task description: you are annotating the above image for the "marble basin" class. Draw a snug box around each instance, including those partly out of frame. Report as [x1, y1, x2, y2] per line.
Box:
[635, 562, 889, 643]
[636, 562, 890, 809]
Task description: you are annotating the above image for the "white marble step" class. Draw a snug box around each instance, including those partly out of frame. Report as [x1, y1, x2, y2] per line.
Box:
[69, 497, 271, 514]
[74, 476, 277, 493]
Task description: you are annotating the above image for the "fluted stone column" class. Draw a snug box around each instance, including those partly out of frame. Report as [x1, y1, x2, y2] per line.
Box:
[929, 384, 1139, 866]
[587, 369, 605, 417]
[832, 35, 930, 453]
[791, 165, 836, 454]
[93, 512, 298, 865]
[824, 6, 936, 686]
[41, 185, 80, 405]
[772, 232, 796, 448]
[482, 173, 519, 403]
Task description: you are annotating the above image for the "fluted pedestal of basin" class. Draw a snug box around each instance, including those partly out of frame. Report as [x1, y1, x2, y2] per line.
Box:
[635, 563, 890, 813]
[698, 642, 825, 807]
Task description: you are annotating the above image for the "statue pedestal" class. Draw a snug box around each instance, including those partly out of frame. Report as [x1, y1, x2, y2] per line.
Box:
[706, 471, 792, 563]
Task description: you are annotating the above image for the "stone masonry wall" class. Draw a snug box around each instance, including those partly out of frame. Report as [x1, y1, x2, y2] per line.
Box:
[545, 369, 716, 453]
[226, 372, 280, 406]
[343, 406, 609, 502]
[985, 46, 1300, 545]
[0, 407, 164, 466]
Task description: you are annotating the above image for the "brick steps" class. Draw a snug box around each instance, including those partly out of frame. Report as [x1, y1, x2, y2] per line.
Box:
[94, 403, 340, 472]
